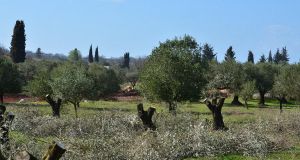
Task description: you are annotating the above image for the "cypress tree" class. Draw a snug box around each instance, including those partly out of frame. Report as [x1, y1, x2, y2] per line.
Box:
[224, 46, 235, 61]
[281, 47, 289, 63]
[273, 49, 281, 64]
[259, 54, 266, 63]
[10, 20, 26, 63]
[202, 43, 215, 61]
[95, 46, 99, 62]
[268, 50, 273, 63]
[88, 45, 93, 63]
[36, 48, 42, 58]
[123, 52, 130, 68]
[247, 50, 254, 63]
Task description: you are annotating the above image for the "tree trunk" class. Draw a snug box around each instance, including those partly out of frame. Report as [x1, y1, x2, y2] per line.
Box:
[205, 98, 227, 130]
[73, 103, 78, 118]
[137, 103, 156, 130]
[277, 97, 283, 113]
[168, 102, 176, 115]
[282, 96, 288, 104]
[0, 93, 3, 104]
[231, 95, 243, 106]
[45, 95, 61, 117]
[259, 91, 265, 106]
[244, 99, 248, 109]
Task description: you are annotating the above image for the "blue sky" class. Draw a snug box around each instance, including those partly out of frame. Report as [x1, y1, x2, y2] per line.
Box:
[0, 0, 300, 62]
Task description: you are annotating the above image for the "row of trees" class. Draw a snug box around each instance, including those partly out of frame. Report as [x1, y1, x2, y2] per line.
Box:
[248, 47, 289, 64]
[139, 35, 298, 129]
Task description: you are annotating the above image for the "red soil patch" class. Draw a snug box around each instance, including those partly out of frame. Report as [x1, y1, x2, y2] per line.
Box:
[3, 94, 31, 103]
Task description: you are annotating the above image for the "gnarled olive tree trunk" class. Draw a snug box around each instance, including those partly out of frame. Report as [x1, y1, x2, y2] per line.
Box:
[45, 95, 62, 117]
[204, 98, 227, 130]
[258, 91, 266, 106]
[137, 103, 156, 130]
[231, 95, 243, 106]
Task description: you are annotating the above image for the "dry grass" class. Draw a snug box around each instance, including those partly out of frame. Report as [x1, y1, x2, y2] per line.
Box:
[3, 104, 300, 160]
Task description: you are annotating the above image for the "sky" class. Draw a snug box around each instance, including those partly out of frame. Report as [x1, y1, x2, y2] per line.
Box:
[0, 0, 300, 62]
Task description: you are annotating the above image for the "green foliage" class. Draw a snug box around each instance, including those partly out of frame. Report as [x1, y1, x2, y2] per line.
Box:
[27, 71, 52, 98]
[140, 35, 205, 104]
[209, 60, 244, 95]
[88, 64, 120, 99]
[247, 51, 254, 63]
[224, 46, 235, 61]
[273, 64, 300, 100]
[88, 45, 93, 63]
[254, 63, 277, 95]
[0, 58, 22, 102]
[51, 62, 93, 105]
[10, 20, 26, 63]
[26, 60, 58, 99]
[68, 48, 82, 61]
[240, 81, 256, 102]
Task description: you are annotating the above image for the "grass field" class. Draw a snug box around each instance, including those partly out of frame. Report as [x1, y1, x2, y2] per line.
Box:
[2, 97, 300, 159]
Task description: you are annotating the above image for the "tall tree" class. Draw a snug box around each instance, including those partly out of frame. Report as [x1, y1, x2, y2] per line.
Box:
[268, 50, 273, 63]
[88, 45, 93, 63]
[10, 20, 26, 63]
[224, 46, 235, 61]
[202, 43, 215, 61]
[94, 46, 99, 62]
[247, 50, 254, 63]
[36, 48, 42, 58]
[281, 47, 289, 63]
[123, 52, 130, 69]
[259, 54, 266, 63]
[273, 49, 281, 64]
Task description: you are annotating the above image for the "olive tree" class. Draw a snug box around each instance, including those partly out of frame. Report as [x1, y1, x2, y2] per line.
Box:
[272, 64, 300, 112]
[140, 35, 205, 112]
[240, 81, 256, 109]
[51, 62, 94, 118]
[212, 60, 245, 106]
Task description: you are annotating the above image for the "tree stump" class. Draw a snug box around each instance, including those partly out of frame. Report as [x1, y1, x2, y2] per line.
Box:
[42, 141, 66, 160]
[137, 103, 156, 130]
[45, 95, 62, 117]
[15, 151, 37, 160]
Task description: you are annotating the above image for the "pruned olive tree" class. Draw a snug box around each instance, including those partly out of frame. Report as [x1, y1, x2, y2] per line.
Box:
[211, 60, 245, 106]
[51, 62, 94, 118]
[140, 35, 205, 113]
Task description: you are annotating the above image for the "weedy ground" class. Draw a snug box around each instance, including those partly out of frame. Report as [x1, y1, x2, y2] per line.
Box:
[3, 98, 300, 160]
